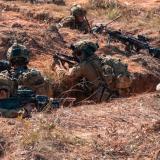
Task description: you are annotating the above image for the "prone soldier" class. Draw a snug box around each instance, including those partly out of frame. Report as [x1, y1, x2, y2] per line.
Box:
[57, 4, 90, 33]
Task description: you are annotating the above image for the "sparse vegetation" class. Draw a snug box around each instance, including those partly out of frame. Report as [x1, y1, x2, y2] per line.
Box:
[89, 0, 121, 9]
[0, 0, 160, 159]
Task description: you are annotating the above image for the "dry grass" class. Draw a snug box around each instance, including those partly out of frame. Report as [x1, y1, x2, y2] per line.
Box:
[89, 0, 121, 9]
[0, 0, 160, 159]
[0, 93, 159, 159]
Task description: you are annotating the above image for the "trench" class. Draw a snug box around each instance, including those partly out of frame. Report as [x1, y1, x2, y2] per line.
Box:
[0, 1, 159, 99]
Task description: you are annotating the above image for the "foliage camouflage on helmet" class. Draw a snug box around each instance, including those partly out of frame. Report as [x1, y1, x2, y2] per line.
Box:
[71, 4, 87, 17]
[100, 56, 132, 89]
[71, 40, 99, 56]
[19, 69, 45, 90]
[7, 42, 30, 63]
[0, 73, 14, 95]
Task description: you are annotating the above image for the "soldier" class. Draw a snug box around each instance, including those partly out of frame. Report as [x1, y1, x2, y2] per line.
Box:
[57, 4, 90, 33]
[6, 42, 53, 97]
[54, 40, 133, 102]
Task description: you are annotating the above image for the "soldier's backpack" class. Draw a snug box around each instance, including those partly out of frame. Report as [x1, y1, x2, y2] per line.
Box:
[99, 56, 133, 89]
[19, 69, 53, 97]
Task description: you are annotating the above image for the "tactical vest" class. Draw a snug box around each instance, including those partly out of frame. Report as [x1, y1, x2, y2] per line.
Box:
[88, 55, 132, 89]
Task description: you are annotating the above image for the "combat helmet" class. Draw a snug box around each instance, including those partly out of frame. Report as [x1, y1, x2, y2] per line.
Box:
[70, 40, 99, 57]
[7, 42, 30, 65]
[0, 73, 15, 96]
[71, 4, 87, 17]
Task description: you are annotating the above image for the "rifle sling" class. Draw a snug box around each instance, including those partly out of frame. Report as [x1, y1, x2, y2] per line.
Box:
[88, 59, 111, 101]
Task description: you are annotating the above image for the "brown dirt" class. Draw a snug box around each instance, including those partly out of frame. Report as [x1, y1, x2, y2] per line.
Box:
[0, 93, 160, 159]
[0, 0, 160, 159]
[119, 0, 160, 9]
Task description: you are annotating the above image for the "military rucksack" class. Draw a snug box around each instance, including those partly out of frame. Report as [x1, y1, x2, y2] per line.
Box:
[18, 69, 53, 97]
[99, 56, 132, 89]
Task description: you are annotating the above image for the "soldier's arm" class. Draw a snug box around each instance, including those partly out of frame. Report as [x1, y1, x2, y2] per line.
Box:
[62, 65, 83, 87]
[57, 16, 75, 29]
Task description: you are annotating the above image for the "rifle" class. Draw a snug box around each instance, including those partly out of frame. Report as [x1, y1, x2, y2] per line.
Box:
[53, 52, 79, 66]
[105, 29, 160, 58]
[0, 60, 10, 72]
[0, 89, 76, 112]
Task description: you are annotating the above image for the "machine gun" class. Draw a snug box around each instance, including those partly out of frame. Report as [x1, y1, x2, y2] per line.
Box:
[0, 60, 10, 72]
[53, 53, 79, 66]
[0, 89, 76, 112]
[105, 30, 160, 58]
[91, 21, 160, 58]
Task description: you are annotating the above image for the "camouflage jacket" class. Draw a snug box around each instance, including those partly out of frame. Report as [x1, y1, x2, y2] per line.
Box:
[3, 66, 53, 97]
[58, 16, 90, 33]
[62, 55, 105, 90]
[62, 55, 132, 91]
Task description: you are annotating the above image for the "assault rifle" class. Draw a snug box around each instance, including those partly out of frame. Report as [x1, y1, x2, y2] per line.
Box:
[0, 60, 10, 72]
[0, 89, 75, 112]
[53, 52, 79, 65]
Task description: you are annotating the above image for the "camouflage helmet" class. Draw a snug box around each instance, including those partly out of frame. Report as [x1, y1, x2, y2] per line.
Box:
[7, 42, 30, 63]
[0, 73, 14, 95]
[70, 4, 87, 17]
[70, 40, 99, 56]
[19, 69, 45, 90]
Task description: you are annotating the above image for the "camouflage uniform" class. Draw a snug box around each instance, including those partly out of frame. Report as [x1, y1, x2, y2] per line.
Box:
[56, 40, 133, 102]
[0, 73, 20, 118]
[6, 43, 53, 97]
[0, 73, 16, 97]
[57, 4, 90, 33]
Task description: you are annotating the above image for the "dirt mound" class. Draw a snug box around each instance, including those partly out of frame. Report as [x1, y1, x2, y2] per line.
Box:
[0, 93, 159, 159]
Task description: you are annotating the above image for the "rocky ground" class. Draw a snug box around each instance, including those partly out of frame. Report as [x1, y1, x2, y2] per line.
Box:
[0, 0, 160, 159]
